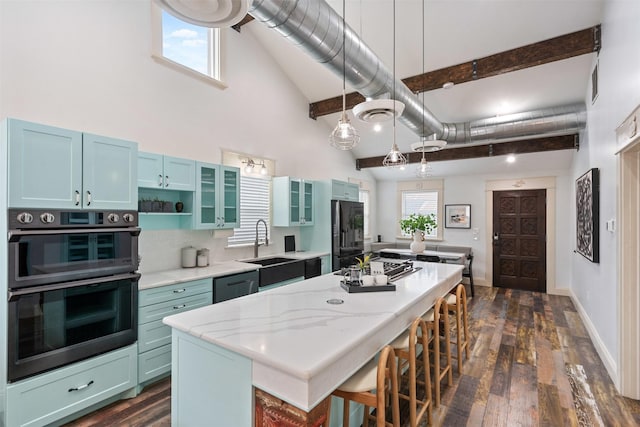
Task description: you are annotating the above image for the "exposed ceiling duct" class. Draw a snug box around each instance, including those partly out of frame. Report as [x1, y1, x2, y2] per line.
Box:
[248, 0, 587, 145]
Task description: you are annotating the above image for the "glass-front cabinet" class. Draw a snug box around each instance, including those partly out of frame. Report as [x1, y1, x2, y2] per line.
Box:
[195, 162, 239, 229]
[273, 177, 314, 227]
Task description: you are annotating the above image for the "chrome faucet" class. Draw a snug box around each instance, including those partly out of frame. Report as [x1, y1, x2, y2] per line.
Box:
[254, 219, 269, 258]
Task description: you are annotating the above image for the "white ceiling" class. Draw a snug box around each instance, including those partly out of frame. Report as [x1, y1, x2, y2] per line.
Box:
[245, 0, 604, 181]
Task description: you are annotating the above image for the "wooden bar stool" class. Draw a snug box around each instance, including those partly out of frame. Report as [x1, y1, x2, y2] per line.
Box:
[445, 283, 470, 374]
[332, 345, 400, 427]
[390, 318, 433, 427]
[422, 297, 452, 408]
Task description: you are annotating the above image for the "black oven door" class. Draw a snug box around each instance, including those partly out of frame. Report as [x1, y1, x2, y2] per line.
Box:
[7, 273, 139, 382]
[8, 227, 139, 289]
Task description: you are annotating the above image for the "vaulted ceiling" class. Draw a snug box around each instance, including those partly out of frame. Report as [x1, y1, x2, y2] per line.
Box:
[241, 0, 604, 180]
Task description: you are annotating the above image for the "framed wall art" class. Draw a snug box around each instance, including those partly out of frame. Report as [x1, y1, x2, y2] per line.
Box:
[576, 168, 599, 263]
[444, 204, 471, 229]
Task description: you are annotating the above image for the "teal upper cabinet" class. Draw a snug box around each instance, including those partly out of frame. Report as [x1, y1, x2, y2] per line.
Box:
[331, 179, 359, 202]
[273, 177, 314, 227]
[82, 133, 138, 210]
[195, 162, 240, 229]
[7, 119, 137, 210]
[138, 152, 195, 191]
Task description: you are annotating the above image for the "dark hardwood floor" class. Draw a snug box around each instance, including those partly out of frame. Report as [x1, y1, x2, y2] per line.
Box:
[64, 286, 640, 427]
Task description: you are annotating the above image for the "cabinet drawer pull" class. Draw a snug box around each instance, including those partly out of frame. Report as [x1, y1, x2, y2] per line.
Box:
[165, 175, 169, 187]
[68, 380, 94, 392]
[173, 288, 186, 294]
[86, 190, 92, 206]
[173, 304, 186, 309]
[75, 190, 80, 206]
[158, 174, 163, 187]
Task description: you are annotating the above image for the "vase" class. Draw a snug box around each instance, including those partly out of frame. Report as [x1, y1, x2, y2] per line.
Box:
[410, 231, 426, 253]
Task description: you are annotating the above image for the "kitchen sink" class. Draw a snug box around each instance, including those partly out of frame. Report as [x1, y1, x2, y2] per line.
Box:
[245, 256, 297, 266]
[244, 256, 305, 286]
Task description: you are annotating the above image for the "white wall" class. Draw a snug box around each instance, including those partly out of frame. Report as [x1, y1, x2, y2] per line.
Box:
[0, 0, 375, 271]
[570, 0, 640, 373]
[376, 168, 574, 288]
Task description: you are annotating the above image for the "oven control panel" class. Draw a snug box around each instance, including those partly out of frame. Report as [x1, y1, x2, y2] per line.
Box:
[9, 209, 138, 229]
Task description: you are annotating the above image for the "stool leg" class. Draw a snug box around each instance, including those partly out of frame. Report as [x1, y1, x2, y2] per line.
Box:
[432, 316, 441, 408]
[343, 399, 350, 427]
[462, 288, 470, 360]
[455, 297, 464, 374]
[441, 301, 453, 386]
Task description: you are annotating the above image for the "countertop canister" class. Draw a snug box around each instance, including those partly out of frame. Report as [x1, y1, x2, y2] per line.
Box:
[197, 248, 210, 267]
[181, 246, 197, 268]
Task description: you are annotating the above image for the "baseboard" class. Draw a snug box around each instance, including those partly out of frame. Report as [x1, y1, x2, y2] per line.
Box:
[567, 289, 619, 390]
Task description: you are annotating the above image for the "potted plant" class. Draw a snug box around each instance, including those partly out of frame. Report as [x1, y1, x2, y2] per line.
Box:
[355, 253, 371, 273]
[399, 213, 437, 253]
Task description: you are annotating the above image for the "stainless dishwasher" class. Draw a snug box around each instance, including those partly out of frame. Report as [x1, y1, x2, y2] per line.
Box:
[213, 270, 259, 303]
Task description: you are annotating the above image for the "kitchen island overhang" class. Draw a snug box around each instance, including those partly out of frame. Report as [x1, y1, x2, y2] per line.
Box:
[164, 261, 463, 423]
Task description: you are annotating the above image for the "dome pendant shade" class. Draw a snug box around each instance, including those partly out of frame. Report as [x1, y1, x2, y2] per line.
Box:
[153, 0, 250, 27]
[353, 99, 405, 123]
[329, 113, 360, 150]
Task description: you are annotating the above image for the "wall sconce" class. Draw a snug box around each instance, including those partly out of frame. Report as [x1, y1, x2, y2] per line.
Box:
[243, 158, 267, 175]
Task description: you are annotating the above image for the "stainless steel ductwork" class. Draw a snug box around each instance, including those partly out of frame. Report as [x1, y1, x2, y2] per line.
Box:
[442, 102, 587, 144]
[248, 0, 586, 144]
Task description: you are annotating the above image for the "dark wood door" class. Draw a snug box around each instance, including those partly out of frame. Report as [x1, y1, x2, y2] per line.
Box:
[493, 189, 546, 292]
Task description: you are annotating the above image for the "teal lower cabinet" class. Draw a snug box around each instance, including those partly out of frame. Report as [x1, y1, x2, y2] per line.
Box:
[5, 344, 137, 427]
[137, 279, 213, 388]
[171, 330, 252, 426]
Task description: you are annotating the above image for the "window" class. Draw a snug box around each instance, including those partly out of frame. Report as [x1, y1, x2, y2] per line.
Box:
[151, 5, 223, 86]
[227, 176, 271, 247]
[397, 180, 444, 240]
[359, 189, 370, 239]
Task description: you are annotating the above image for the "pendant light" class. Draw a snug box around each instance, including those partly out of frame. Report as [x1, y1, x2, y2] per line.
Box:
[383, 0, 407, 168]
[329, 0, 360, 150]
[415, 0, 431, 178]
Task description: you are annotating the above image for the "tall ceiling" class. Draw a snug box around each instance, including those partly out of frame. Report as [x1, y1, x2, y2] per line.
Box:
[244, 0, 604, 180]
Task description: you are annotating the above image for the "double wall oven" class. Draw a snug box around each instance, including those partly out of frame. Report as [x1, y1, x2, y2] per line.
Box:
[7, 208, 140, 382]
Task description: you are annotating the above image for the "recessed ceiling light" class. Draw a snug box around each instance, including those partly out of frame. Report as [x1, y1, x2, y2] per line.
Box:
[506, 155, 516, 163]
[373, 123, 382, 132]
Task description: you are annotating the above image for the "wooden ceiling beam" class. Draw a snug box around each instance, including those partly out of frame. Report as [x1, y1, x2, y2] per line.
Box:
[310, 25, 601, 119]
[355, 134, 578, 169]
[231, 15, 255, 33]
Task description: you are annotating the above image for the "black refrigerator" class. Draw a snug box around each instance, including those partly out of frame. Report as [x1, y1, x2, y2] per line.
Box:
[331, 200, 365, 271]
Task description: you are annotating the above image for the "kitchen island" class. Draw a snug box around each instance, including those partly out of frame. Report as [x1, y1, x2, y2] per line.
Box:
[163, 261, 463, 426]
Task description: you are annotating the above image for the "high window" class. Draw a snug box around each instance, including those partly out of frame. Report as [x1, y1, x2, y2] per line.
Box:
[397, 180, 444, 240]
[151, 5, 223, 86]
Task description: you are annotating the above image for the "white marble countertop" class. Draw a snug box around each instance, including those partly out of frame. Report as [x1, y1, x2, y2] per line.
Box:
[139, 251, 329, 290]
[163, 260, 463, 411]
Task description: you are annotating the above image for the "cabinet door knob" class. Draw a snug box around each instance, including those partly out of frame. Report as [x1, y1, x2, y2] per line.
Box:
[158, 174, 163, 187]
